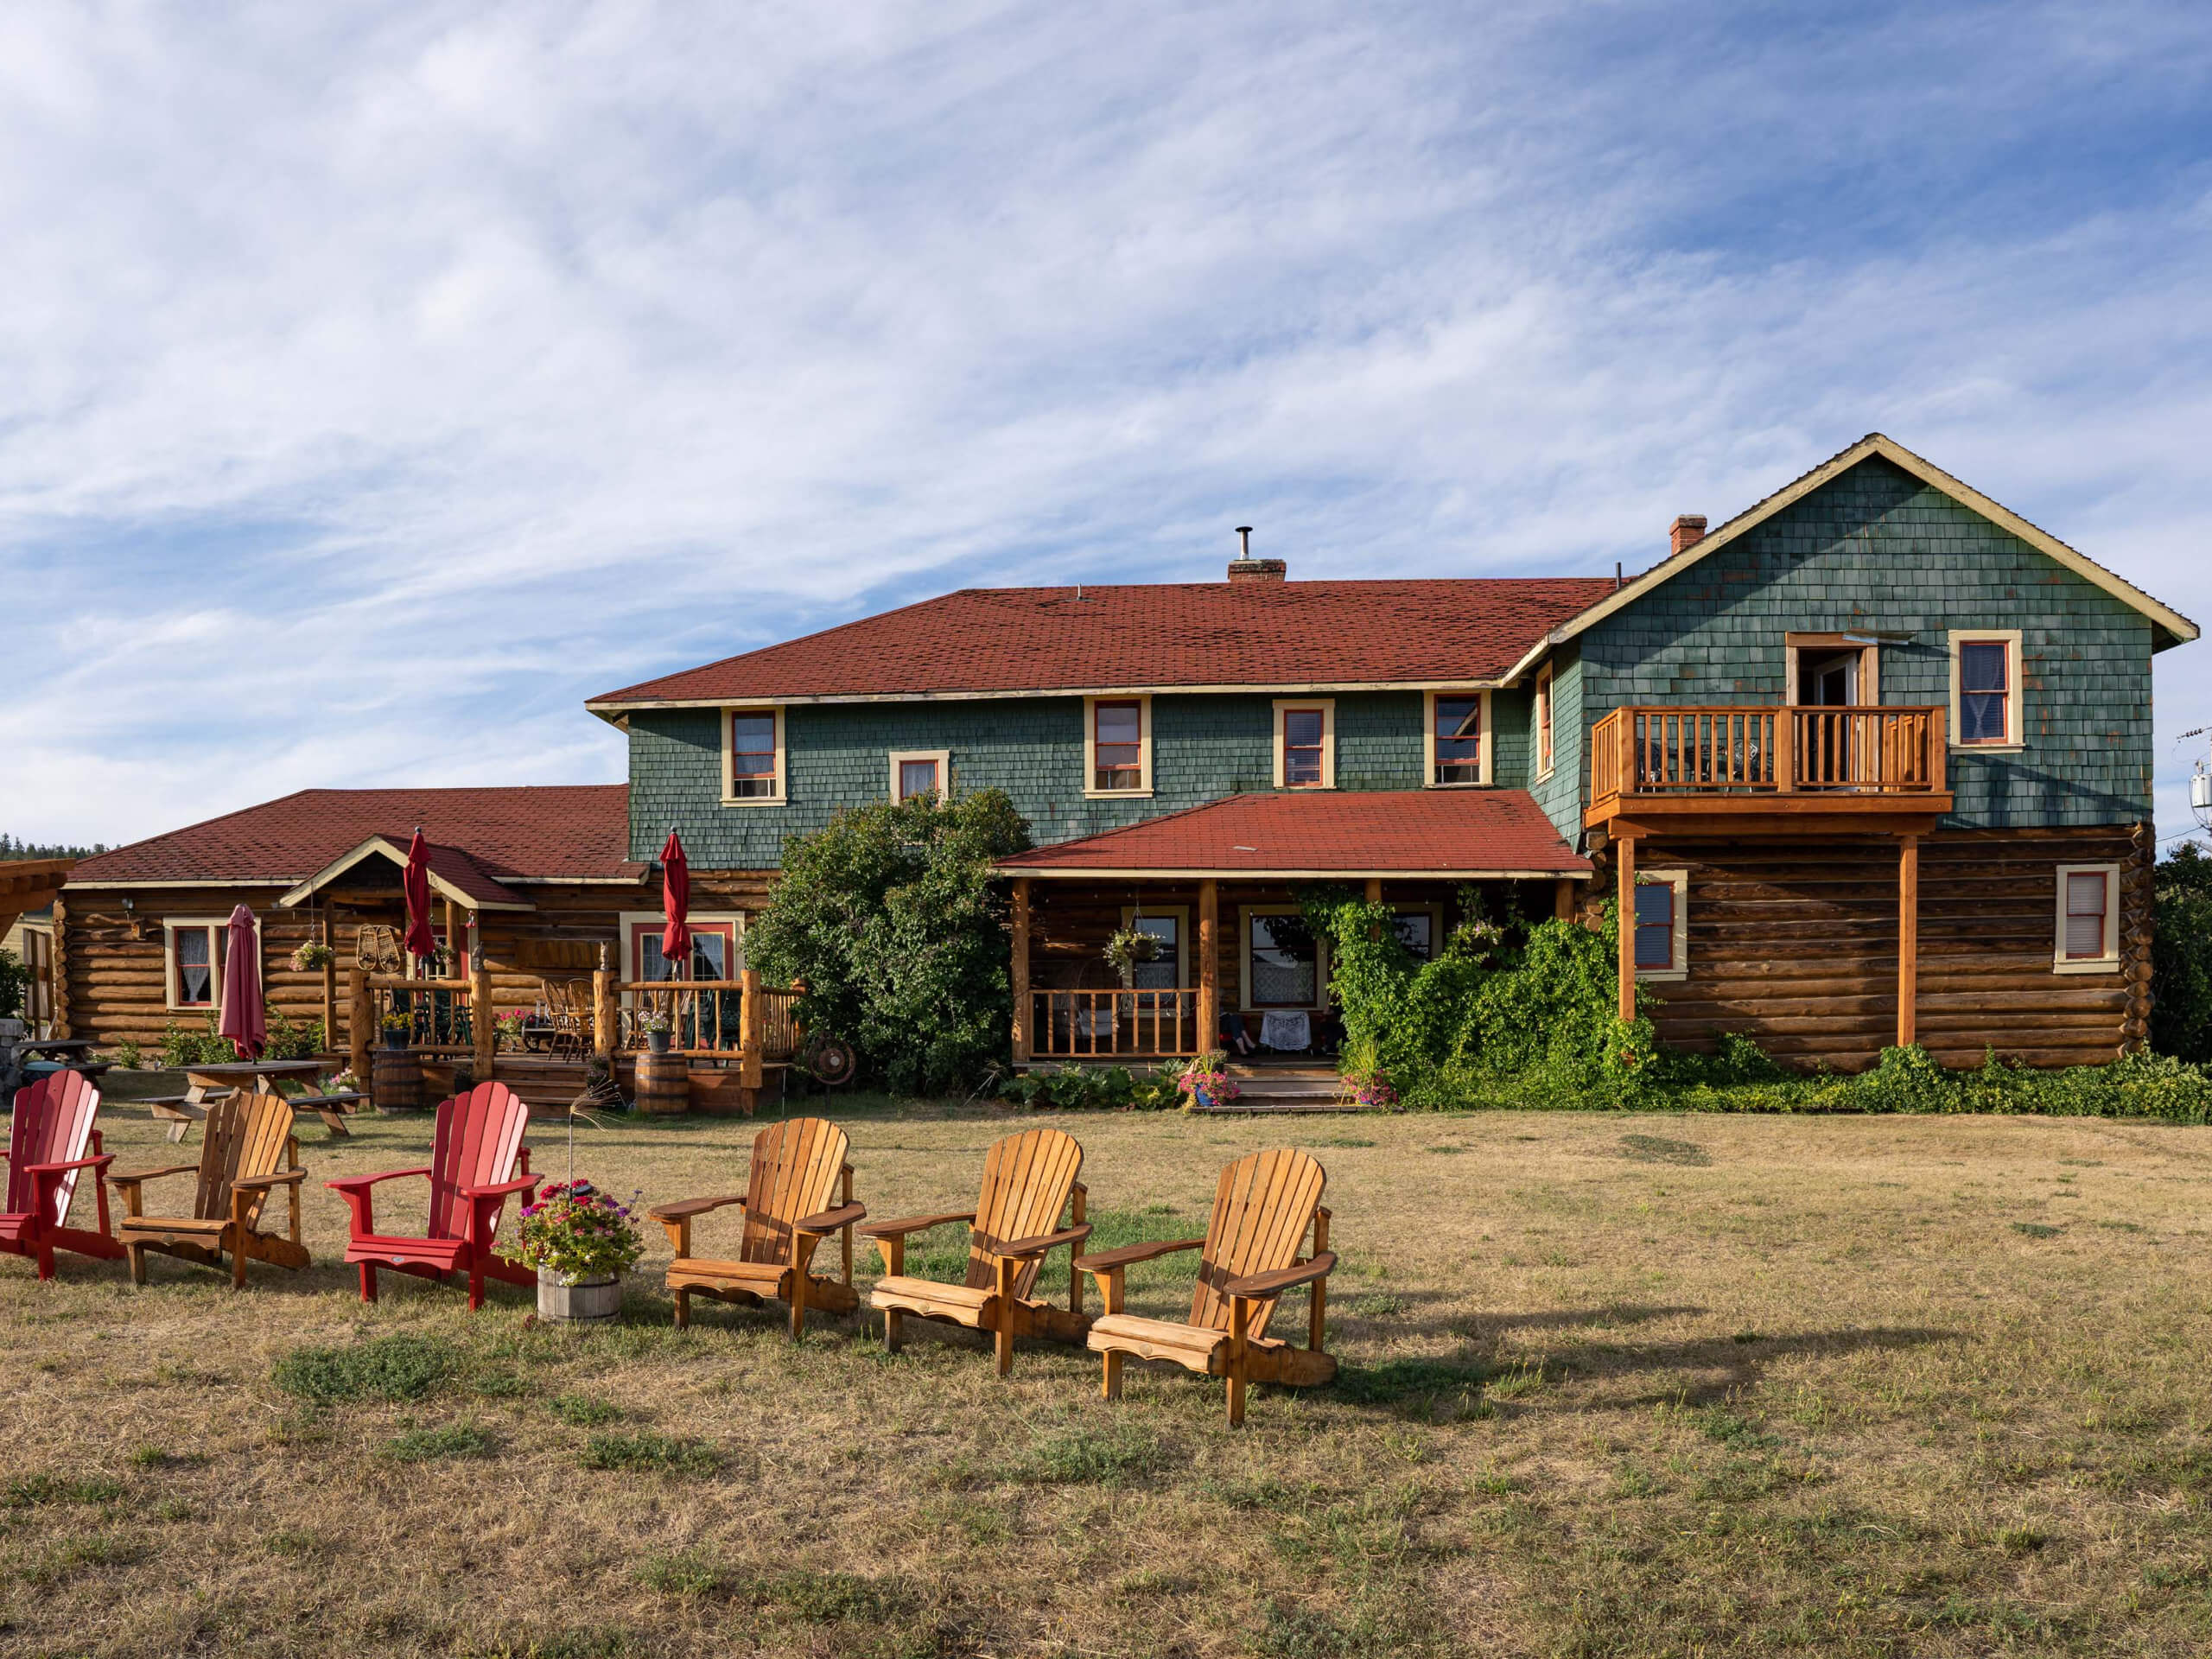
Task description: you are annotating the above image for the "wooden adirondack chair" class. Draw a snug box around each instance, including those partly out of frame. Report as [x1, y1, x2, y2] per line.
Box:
[651, 1116, 865, 1339]
[327, 1082, 537, 1310]
[106, 1090, 310, 1289]
[861, 1127, 1091, 1374]
[1076, 1147, 1337, 1427]
[3, 1072, 124, 1280]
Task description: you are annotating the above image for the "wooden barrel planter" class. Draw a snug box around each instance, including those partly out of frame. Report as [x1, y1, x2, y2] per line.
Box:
[634, 1050, 690, 1116]
[371, 1047, 423, 1113]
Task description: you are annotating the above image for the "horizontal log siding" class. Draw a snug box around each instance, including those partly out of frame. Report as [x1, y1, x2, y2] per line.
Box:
[54, 874, 777, 1051]
[1592, 823, 2151, 1071]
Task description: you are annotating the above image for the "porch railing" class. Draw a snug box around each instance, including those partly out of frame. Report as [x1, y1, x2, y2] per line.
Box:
[1590, 704, 1946, 810]
[1031, 988, 1200, 1059]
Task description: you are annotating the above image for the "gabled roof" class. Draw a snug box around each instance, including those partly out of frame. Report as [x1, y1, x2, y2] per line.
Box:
[995, 789, 1592, 880]
[67, 786, 639, 888]
[1520, 433, 2198, 669]
[586, 578, 1618, 712]
[276, 836, 534, 912]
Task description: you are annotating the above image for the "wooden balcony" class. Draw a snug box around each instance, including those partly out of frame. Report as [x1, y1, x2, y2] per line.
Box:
[1587, 705, 1953, 836]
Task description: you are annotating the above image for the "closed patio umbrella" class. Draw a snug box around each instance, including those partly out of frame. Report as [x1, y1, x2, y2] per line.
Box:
[218, 905, 266, 1060]
[402, 828, 436, 962]
[659, 830, 691, 978]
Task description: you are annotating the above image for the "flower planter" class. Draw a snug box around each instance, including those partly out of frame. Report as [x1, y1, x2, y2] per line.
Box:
[645, 1031, 671, 1056]
[537, 1268, 624, 1323]
[383, 1030, 409, 1051]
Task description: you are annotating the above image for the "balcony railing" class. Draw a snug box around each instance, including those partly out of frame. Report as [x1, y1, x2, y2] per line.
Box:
[1031, 989, 1201, 1059]
[1590, 704, 1947, 811]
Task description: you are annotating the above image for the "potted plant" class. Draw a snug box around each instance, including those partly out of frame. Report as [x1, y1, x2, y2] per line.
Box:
[1103, 927, 1162, 985]
[379, 1011, 412, 1051]
[324, 1068, 362, 1095]
[289, 940, 336, 973]
[1176, 1052, 1242, 1112]
[639, 1010, 672, 1056]
[1339, 1066, 1400, 1111]
[504, 1179, 644, 1324]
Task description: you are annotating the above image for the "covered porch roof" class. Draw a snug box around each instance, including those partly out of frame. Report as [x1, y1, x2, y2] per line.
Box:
[996, 790, 1592, 881]
[2, 857, 73, 939]
[275, 836, 535, 912]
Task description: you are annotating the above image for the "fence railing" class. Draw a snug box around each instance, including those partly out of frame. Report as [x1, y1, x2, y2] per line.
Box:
[1030, 988, 1201, 1058]
[620, 978, 746, 1054]
[1591, 704, 1946, 809]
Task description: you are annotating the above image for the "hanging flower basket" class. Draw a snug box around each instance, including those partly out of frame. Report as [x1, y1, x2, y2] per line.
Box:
[1103, 927, 1162, 982]
[289, 941, 336, 973]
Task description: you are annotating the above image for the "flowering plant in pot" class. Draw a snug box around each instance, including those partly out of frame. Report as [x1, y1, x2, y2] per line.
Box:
[379, 1010, 412, 1049]
[324, 1068, 362, 1095]
[639, 1011, 672, 1056]
[1338, 1066, 1400, 1111]
[1176, 1052, 1242, 1112]
[1103, 927, 1162, 984]
[505, 1179, 645, 1323]
[289, 940, 336, 972]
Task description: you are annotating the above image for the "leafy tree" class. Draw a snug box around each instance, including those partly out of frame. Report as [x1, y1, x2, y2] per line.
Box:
[2152, 841, 2212, 1063]
[0, 948, 27, 1021]
[744, 790, 1033, 1095]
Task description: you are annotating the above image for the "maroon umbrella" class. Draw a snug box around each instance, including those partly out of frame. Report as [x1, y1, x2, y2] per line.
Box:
[659, 830, 691, 978]
[402, 828, 436, 961]
[218, 905, 266, 1059]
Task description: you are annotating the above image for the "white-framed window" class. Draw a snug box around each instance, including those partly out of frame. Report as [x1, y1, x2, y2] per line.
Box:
[721, 706, 787, 805]
[163, 914, 261, 1012]
[1272, 700, 1335, 790]
[888, 749, 951, 803]
[1240, 906, 1328, 1009]
[1632, 871, 1688, 982]
[1948, 630, 2024, 751]
[1390, 904, 1445, 960]
[1535, 664, 1555, 780]
[1118, 905, 1190, 989]
[619, 912, 746, 985]
[1085, 695, 1153, 798]
[1424, 691, 1491, 787]
[2052, 864, 2120, 974]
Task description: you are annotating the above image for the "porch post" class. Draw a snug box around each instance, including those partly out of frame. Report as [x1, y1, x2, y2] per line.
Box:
[1897, 833, 1920, 1050]
[347, 966, 372, 1081]
[320, 914, 338, 1059]
[442, 898, 460, 965]
[1009, 879, 1032, 1065]
[592, 943, 615, 1060]
[471, 958, 495, 1077]
[1554, 879, 1575, 923]
[741, 967, 765, 1090]
[1615, 835, 1637, 1022]
[1196, 879, 1218, 1056]
[1363, 877, 1382, 904]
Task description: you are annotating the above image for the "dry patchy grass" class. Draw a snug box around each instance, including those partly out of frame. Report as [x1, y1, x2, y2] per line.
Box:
[4, 1097, 2212, 1656]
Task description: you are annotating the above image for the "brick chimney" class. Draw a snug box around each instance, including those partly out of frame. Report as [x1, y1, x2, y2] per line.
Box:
[1669, 514, 1708, 556]
[1227, 525, 1286, 583]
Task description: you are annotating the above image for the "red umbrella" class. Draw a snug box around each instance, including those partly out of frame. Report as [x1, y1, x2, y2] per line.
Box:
[659, 830, 691, 978]
[402, 828, 436, 961]
[218, 905, 266, 1060]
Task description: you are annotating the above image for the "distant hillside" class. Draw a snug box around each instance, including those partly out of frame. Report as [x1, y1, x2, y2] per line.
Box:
[0, 835, 108, 861]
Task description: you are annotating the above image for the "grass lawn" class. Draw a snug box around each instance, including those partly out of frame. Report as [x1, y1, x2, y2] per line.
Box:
[5, 1096, 2212, 1656]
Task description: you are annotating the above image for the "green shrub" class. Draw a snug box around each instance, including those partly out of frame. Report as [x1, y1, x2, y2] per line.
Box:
[2153, 842, 2212, 1063]
[0, 947, 27, 1021]
[997, 1061, 1182, 1111]
[742, 790, 1033, 1094]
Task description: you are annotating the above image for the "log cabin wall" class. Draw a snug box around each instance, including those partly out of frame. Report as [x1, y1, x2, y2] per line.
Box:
[55, 870, 779, 1052]
[1586, 823, 2152, 1072]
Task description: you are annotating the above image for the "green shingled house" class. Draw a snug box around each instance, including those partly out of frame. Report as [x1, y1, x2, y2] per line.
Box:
[585, 433, 2196, 1073]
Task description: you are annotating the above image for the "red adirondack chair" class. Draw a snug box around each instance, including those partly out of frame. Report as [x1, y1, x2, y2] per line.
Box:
[3, 1072, 125, 1279]
[327, 1082, 537, 1310]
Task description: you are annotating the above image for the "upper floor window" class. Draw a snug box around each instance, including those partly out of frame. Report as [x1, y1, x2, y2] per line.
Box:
[1273, 700, 1335, 790]
[1948, 631, 2022, 750]
[1085, 695, 1152, 797]
[889, 749, 950, 803]
[721, 707, 786, 804]
[1535, 665, 1555, 779]
[2053, 864, 2120, 973]
[1426, 692, 1489, 786]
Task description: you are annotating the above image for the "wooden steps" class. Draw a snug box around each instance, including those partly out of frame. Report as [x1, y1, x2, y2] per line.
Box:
[1195, 1063, 1369, 1115]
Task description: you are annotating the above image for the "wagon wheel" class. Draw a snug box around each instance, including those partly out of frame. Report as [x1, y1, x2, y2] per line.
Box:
[800, 1031, 857, 1087]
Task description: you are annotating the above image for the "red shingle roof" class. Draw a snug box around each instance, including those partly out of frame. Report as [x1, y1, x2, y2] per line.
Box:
[67, 787, 637, 887]
[588, 579, 1617, 706]
[996, 790, 1591, 878]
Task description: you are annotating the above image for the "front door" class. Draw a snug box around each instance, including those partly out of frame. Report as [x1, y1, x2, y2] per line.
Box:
[1796, 650, 1860, 785]
[1798, 650, 1858, 706]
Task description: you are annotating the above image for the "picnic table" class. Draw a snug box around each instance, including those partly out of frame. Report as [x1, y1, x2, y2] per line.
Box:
[16, 1039, 96, 1059]
[289, 1090, 367, 1138]
[145, 1058, 332, 1143]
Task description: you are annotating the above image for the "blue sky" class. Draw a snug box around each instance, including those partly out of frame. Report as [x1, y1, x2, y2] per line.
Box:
[3, 1, 2209, 845]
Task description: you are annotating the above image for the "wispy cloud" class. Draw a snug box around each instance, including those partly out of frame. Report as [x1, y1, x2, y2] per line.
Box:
[3, 0, 2209, 842]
